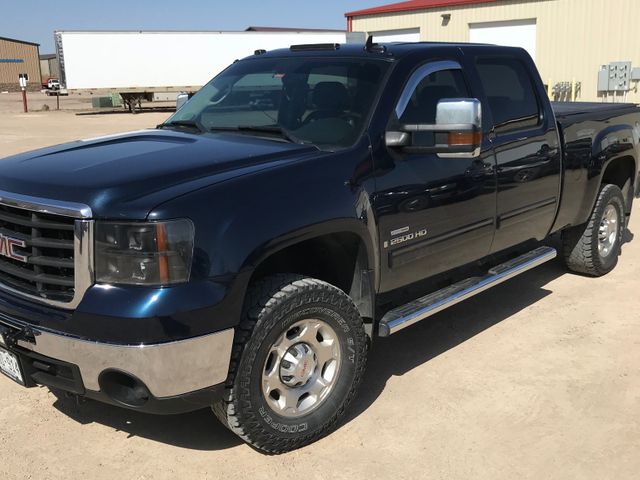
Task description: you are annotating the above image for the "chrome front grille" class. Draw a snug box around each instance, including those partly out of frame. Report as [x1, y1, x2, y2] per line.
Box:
[0, 191, 93, 309]
[0, 204, 75, 301]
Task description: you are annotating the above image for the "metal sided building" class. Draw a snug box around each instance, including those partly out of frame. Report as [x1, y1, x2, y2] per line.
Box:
[0, 36, 42, 92]
[346, 0, 640, 102]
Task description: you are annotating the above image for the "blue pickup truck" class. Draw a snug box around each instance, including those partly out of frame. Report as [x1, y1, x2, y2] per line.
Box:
[0, 40, 638, 453]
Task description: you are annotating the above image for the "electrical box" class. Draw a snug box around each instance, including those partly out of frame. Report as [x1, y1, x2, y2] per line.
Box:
[607, 61, 632, 91]
[632, 68, 640, 81]
[598, 66, 610, 92]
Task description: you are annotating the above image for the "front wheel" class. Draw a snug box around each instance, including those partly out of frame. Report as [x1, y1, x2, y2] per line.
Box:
[213, 274, 368, 453]
[562, 183, 626, 276]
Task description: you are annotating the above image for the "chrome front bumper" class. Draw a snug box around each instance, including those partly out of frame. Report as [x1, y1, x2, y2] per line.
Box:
[15, 327, 234, 398]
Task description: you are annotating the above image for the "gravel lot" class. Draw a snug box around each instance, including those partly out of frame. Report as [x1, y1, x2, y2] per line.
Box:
[0, 101, 638, 480]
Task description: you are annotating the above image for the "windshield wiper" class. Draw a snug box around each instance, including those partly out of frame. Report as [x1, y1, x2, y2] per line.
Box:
[157, 119, 206, 133]
[210, 125, 309, 145]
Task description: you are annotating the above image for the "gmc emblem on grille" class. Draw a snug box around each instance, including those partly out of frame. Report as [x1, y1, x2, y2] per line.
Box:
[0, 233, 27, 263]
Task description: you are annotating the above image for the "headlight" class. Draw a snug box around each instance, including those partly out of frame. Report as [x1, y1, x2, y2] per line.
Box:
[95, 219, 194, 286]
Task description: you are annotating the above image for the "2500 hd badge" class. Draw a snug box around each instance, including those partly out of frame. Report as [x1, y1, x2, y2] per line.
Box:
[385, 226, 429, 248]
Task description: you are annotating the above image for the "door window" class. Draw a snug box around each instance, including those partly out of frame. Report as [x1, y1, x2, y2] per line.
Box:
[395, 66, 471, 148]
[398, 69, 470, 125]
[475, 56, 540, 132]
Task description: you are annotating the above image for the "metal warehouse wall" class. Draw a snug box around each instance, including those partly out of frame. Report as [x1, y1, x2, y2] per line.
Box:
[351, 0, 640, 102]
[0, 38, 42, 92]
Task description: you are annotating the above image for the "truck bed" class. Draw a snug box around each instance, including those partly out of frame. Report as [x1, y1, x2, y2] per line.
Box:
[550, 100, 640, 231]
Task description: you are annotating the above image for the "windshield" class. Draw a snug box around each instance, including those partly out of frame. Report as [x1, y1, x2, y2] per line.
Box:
[166, 57, 390, 149]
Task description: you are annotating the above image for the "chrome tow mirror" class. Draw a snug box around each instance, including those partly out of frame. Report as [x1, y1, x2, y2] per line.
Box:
[176, 92, 191, 111]
[386, 98, 483, 158]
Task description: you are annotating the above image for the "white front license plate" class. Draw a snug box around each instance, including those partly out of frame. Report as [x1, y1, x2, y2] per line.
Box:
[0, 347, 23, 385]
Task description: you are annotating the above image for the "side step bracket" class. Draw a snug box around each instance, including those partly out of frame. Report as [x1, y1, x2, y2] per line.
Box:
[378, 246, 557, 337]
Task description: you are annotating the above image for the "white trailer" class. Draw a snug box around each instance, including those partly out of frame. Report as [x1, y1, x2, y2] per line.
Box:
[54, 30, 359, 112]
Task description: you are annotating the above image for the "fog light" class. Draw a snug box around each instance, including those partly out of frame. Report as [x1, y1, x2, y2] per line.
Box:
[99, 370, 151, 407]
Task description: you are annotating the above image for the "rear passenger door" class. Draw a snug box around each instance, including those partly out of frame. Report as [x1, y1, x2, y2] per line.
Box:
[473, 53, 562, 253]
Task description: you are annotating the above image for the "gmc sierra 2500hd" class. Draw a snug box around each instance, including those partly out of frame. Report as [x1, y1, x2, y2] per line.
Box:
[0, 40, 638, 453]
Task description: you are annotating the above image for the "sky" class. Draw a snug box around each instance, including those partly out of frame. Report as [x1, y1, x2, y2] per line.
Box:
[0, 0, 383, 53]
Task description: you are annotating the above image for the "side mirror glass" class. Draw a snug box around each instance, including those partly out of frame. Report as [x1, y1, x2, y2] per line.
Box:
[386, 98, 483, 158]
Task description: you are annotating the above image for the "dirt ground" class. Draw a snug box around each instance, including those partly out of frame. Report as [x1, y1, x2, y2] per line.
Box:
[0, 101, 639, 480]
[0, 92, 171, 156]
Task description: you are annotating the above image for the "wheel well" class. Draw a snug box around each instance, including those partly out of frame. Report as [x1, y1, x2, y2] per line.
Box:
[250, 232, 374, 326]
[602, 156, 636, 203]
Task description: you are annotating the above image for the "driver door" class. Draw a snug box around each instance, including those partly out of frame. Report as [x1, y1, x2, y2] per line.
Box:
[373, 60, 498, 293]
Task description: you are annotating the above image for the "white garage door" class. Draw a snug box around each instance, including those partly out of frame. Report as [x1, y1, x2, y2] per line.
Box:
[371, 28, 420, 43]
[469, 19, 537, 60]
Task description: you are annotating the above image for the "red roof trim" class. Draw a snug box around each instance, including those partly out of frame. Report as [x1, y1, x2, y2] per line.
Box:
[345, 0, 503, 18]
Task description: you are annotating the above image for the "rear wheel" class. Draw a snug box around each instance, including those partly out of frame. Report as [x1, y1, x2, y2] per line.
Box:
[562, 183, 626, 276]
[213, 274, 368, 454]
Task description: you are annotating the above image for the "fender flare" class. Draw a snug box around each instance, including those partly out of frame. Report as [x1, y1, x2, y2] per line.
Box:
[576, 125, 637, 225]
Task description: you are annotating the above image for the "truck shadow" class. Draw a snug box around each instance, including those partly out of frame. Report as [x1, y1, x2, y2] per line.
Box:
[50, 390, 242, 450]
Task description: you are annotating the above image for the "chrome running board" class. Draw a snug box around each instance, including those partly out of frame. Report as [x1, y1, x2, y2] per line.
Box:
[378, 246, 557, 336]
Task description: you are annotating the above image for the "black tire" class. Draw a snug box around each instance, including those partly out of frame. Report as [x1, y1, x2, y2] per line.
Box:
[213, 274, 368, 454]
[562, 183, 626, 276]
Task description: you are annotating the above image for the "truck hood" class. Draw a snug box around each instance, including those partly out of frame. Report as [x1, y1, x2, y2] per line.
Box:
[0, 129, 318, 219]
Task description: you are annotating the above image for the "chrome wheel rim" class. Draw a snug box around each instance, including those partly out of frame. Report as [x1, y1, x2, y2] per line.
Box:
[598, 204, 619, 258]
[262, 319, 341, 418]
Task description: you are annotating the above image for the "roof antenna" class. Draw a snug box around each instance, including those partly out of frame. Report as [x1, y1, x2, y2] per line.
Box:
[365, 35, 374, 50]
[365, 34, 386, 53]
